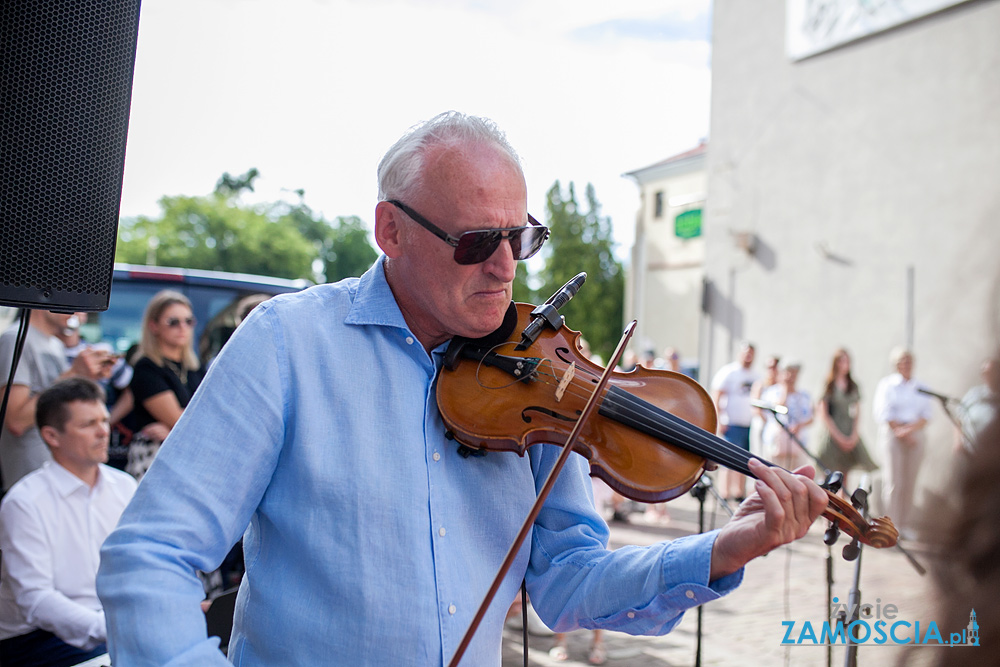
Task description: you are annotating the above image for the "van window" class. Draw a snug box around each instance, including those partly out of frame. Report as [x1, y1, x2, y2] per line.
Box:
[94, 282, 168, 354]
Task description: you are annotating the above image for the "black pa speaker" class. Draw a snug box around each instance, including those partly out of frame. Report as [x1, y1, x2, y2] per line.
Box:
[0, 0, 141, 312]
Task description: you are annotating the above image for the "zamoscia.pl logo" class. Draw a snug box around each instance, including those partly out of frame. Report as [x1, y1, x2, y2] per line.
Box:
[780, 598, 980, 647]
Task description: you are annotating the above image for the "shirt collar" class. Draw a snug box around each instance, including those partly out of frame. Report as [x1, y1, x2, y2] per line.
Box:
[45, 460, 105, 498]
[344, 257, 412, 331]
[890, 373, 914, 386]
[341, 257, 458, 364]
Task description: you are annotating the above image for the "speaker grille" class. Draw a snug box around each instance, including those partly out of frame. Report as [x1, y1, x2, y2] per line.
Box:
[1, 0, 141, 311]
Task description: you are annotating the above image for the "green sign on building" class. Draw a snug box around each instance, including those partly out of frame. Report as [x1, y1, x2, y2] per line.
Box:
[675, 209, 702, 239]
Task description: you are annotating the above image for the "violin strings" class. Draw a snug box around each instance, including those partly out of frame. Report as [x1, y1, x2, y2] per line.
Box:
[523, 360, 757, 473]
[601, 388, 759, 476]
[486, 354, 762, 476]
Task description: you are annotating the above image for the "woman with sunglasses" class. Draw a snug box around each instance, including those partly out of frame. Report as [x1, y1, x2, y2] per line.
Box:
[125, 290, 205, 480]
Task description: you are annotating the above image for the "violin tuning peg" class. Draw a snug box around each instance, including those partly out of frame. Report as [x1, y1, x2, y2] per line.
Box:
[821, 471, 843, 494]
[850, 487, 868, 512]
[824, 523, 840, 546]
[842, 539, 860, 561]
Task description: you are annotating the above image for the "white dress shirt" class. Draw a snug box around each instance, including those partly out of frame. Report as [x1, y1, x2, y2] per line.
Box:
[0, 461, 137, 649]
[872, 373, 933, 425]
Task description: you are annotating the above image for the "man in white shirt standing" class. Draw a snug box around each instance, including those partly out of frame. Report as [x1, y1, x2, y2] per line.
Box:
[711, 341, 760, 501]
[873, 347, 932, 541]
[0, 378, 137, 666]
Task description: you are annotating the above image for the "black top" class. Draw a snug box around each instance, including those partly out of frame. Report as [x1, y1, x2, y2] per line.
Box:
[129, 356, 206, 431]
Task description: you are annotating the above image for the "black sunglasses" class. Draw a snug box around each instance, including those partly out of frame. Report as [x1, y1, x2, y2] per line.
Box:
[164, 317, 195, 328]
[387, 200, 549, 265]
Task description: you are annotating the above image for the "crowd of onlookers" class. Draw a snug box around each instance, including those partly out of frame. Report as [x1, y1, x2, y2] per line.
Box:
[0, 290, 247, 665]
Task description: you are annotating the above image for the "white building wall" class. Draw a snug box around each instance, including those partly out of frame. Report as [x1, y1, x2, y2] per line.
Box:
[704, 0, 1000, 516]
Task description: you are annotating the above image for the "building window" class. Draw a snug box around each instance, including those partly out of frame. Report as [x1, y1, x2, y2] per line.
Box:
[654, 191, 664, 219]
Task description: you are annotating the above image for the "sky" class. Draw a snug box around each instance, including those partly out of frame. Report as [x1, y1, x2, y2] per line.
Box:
[118, 0, 713, 261]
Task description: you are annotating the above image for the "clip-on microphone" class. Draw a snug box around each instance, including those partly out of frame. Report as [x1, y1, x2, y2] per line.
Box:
[515, 272, 587, 351]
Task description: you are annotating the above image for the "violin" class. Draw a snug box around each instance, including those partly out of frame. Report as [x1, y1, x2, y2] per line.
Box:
[440, 299, 897, 666]
[438, 301, 898, 550]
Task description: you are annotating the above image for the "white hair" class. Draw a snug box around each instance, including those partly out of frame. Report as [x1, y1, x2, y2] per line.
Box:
[889, 346, 913, 365]
[377, 111, 522, 202]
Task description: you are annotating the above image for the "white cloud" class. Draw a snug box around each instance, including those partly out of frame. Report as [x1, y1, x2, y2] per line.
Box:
[120, 0, 712, 259]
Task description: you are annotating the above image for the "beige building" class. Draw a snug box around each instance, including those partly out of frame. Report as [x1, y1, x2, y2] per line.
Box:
[699, 0, 1000, 517]
[623, 141, 707, 376]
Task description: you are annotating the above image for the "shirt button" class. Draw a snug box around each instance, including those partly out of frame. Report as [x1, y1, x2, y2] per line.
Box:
[405, 336, 414, 345]
[685, 590, 695, 599]
[439, 527, 446, 537]
[449, 604, 457, 615]
[627, 612, 635, 619]
[433, 452, 441, 461]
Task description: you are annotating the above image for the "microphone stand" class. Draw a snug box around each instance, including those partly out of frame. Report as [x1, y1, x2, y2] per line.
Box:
[0, 309, 32, 491]
[689, 474, 734, 667]
[840, 480, 873, 667]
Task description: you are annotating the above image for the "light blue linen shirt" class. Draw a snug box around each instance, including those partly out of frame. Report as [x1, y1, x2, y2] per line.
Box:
[97, 259, 741, 666]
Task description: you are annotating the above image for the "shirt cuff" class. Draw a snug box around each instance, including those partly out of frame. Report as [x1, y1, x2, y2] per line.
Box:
[665, 530, 743, 605]
[89, 609, 107, 646]
[589, 531, 743, 635]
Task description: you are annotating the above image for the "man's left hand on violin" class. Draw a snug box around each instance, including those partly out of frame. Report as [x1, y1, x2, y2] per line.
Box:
[708, 458, 828, 580]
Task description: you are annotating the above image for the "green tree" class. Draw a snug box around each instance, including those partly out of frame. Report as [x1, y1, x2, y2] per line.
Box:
[214, 167, 260, 197]
[535, 181, 624, 363]
[116, 170, 379, 282]
[116, 194, 315, 279]
[273, 194, 377, 282]
[323, 215, 379, 281]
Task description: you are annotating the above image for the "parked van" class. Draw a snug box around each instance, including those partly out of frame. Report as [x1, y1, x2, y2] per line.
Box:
[0, 264, 310, 364]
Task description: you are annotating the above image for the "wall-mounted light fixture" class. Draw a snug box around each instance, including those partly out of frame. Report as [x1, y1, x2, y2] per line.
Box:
[730, 230, 757, 256]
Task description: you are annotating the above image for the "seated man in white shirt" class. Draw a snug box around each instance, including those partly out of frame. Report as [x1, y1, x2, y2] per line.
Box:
[0, 378, 137, 667]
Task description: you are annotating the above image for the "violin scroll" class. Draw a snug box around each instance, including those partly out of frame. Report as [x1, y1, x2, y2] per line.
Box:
[822, 491, 898, 549]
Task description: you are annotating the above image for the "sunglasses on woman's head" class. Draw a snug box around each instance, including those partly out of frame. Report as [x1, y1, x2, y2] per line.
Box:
[164, 317, 195, 328]
[387, 200, 549, 265]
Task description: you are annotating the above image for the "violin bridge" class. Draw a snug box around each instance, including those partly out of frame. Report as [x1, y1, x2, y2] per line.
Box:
[555, 362, 576, 402]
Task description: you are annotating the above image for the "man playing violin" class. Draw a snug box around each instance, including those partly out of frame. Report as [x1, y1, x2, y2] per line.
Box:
[98, 111, 828, 665]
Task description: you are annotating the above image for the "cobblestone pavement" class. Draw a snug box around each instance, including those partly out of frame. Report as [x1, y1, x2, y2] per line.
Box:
[500, 490, 953, 667]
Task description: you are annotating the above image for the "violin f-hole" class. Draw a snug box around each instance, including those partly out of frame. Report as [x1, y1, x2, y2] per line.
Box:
[522, 406, 578, 424]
